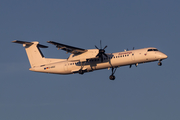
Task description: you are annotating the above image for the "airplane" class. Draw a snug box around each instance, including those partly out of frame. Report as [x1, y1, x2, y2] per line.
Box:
[12, 40, 168, 80]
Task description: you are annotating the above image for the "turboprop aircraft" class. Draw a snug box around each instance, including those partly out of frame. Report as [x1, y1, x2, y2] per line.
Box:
[12, 40, 168, 80]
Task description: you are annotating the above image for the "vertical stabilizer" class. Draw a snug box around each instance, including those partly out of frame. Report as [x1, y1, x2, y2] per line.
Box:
[12, 40, 48, 67]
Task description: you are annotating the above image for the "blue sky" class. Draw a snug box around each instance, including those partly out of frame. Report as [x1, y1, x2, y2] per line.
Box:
[0, 0, 179, 120]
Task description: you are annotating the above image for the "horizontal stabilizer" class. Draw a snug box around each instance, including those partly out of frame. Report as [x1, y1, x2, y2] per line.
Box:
[12, 40, 48, 48]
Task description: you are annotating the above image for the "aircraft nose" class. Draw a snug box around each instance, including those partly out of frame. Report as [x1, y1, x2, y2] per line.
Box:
[161, 53, 168, 59]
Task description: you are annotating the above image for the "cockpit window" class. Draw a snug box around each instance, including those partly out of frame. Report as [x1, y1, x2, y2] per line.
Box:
[148, 49, 153, 51]
[153, 49, 159, 51]
[147, 49, 159, 52]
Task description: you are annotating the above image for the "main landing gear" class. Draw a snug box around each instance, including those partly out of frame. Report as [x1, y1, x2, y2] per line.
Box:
[79, 69, 84, 74]
[109, 67, 117, 80]
[79, 61, 85, 75]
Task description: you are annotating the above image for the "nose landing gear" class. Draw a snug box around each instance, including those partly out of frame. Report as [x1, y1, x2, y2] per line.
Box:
[158, 61, 162, 66]
[109, 67, 117, 80]
[158, 60, 162, 66]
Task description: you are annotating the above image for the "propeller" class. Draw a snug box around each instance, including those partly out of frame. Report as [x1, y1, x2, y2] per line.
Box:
[95, 40, 108, 62]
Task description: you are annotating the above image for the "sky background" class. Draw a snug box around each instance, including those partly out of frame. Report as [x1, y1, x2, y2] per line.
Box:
[0, 0, 179, 120]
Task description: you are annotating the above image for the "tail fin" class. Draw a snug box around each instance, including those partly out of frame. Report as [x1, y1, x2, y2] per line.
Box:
[12, 40, 48, 68]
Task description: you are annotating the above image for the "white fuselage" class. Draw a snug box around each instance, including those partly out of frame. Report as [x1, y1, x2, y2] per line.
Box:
[29, 47, 168, 74]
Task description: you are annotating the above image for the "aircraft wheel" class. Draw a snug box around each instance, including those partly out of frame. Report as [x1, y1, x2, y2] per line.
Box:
[158, 62, 162, 66]
[79, 70, 84, 74]
[109, 75, 115, 80]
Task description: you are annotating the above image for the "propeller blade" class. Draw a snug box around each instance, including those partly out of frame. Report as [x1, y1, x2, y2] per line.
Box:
[103, 45, 107, 50]
[96, 53, 100, 57]
[95, 45, 99, 49]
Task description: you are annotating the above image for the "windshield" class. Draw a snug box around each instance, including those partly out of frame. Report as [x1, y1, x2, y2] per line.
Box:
[147, 49, 159, 52]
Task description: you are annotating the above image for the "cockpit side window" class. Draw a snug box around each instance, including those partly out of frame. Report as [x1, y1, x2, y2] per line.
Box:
[153, 49, 159, 51]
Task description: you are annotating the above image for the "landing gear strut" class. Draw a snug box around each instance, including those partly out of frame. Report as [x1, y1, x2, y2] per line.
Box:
[158, 60, 162, 66]
[79, 61, 85, 74]
[109, 67, 117, 80]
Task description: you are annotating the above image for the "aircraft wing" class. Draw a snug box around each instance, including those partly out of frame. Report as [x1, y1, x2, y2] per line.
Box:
[47, 41, 87, 54]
